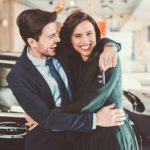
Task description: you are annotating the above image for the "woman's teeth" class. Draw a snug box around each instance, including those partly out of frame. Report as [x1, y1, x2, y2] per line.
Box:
[80, 45, 90, 50]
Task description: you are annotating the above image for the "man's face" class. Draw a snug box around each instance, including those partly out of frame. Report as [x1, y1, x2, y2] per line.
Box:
[29, 21, 60, 59]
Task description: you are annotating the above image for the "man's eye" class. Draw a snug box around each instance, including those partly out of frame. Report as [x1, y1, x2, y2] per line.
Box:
[48, 35, 54, 39]
[48, 36, 52, 39]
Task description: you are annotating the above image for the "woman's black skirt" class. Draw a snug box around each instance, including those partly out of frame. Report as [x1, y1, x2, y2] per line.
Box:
[66, 126, 120, 150]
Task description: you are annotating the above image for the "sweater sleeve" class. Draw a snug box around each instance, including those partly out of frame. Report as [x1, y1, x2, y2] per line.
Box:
[81, 56, 122, 112]
[62, 57, 122, 113]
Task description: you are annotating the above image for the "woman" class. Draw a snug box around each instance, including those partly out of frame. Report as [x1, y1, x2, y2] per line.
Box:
[58, 11, 139, 150]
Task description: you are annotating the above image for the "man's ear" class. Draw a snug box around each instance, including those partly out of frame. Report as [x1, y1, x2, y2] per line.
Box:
[27, 38, 37, 48]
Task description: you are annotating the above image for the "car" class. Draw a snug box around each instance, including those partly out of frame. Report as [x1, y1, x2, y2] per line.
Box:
[122, 74, 150, 149]
[0, 52, 150, 150]
[123, 90, 150, 150]
[0, 52, 26, 150]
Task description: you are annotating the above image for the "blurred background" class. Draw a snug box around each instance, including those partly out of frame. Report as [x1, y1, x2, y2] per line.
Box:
[0, 1, 150, 149]
[0, 0, 150, 92]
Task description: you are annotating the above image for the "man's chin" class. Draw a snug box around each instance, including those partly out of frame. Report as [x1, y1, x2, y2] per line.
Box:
[49, 51, 56, 57]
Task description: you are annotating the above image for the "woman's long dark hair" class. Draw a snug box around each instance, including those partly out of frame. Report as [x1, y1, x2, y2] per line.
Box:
[59, 11, 101, 56]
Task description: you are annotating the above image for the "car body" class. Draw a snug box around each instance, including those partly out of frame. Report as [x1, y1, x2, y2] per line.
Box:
[123, 90, 150, 150]
[0, 52, 150, 150]
[0, 52, 26, 150]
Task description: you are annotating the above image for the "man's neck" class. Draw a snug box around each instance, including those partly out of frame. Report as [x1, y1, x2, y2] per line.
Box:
[28, 47, 48, 60]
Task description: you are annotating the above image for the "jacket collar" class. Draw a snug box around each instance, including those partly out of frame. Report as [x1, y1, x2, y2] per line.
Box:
[20, 46, 56, 107]
[20, 45, 73, 103]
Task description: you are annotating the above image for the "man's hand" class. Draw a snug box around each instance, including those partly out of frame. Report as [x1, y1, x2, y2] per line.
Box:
[99, 44, 118, 71]
[24, 112, 38, 131]
[96, 103, 125, 127]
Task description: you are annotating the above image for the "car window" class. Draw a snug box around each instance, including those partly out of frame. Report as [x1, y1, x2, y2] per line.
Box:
[0, 54, 23, 113]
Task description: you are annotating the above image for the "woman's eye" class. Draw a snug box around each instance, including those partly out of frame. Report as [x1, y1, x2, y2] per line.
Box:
[74, 35, 81, 38]
[87, 32, 93, 36]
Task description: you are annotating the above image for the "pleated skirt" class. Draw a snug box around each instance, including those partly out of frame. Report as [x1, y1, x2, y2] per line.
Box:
[66, 126, 120, 150]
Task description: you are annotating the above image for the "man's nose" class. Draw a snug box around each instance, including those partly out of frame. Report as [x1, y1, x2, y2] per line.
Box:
[55, 33, 60, 43]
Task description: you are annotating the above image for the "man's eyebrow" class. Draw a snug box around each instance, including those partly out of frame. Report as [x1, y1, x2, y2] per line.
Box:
[48, 29, 59, 37]
[48, 33, 54, 37]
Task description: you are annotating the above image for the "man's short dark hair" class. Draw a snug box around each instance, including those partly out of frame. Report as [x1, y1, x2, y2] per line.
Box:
[17, 9, 57, 44]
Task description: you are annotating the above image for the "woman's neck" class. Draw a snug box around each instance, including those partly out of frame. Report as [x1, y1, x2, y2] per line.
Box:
[81, 55, 89, 61]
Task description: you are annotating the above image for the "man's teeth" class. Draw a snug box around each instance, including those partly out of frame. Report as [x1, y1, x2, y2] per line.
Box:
[51, 45, 57, 48]
[52, 43, 57, 47]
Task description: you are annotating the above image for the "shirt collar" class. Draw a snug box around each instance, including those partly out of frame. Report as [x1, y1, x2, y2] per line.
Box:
[27, 48, 46, 67]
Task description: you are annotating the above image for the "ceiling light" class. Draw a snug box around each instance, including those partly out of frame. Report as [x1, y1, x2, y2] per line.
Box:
[49, 0, 53, 5]
[65, 0, 80, 11]
[69, 0, 76, 7]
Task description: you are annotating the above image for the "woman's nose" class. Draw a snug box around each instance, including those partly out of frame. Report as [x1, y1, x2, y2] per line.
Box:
[81, 35, 89, 43]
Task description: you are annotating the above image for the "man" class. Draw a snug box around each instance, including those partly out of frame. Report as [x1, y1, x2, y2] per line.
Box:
[7, 9, 125, 150]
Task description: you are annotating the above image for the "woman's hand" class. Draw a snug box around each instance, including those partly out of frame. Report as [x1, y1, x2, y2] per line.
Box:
[99, 44, 118, 71]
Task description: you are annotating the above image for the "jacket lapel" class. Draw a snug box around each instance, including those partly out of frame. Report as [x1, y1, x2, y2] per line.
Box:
[55, 54, 74, 102]
[20, 47, 55, 107]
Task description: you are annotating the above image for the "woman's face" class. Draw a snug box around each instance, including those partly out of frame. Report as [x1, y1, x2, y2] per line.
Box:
[71, 20, 96, 61]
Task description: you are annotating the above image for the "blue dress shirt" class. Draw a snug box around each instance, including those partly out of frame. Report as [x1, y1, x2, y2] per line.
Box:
[27, 51, 71, 107]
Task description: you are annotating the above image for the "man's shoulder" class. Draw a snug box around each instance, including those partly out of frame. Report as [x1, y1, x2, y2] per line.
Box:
[7, 58, 23, 79]
[7, 51, 28, 78]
